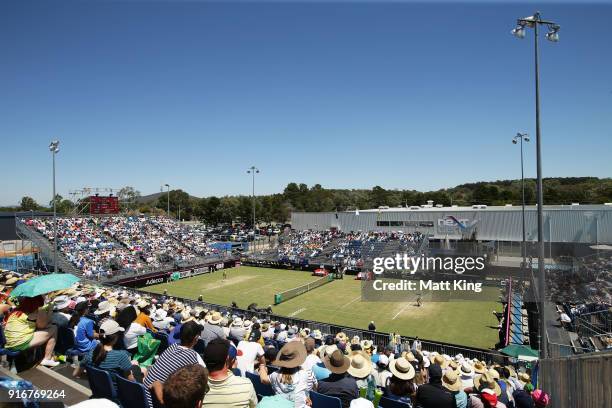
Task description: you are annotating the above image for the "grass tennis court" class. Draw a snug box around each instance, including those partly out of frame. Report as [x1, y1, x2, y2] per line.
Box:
[144, 266, 500, 349]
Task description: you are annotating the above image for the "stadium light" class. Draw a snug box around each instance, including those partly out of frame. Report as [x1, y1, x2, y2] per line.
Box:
[49, 139, 60, 273]
[512, 11, 560, 360]
[163, 184, 170, 218]
[512, 133, 530, 280]
[247, 166, 260, 229]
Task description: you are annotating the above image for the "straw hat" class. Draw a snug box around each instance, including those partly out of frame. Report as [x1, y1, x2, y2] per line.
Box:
[94, 301, 115, 316]
[351, 335, 360, 345]
[324, 350, 351, 374]
[273, 342, 307, 368]
[53, 295, 71, 311]
[460, 361, 475, 379]
[474, 371, 502, 396]
[335, 332, 348, 343]
[231, 318, 243, 327]
[488, 369, 500, 381]
[312, 329, 323, 340]
[5, 277, 18, 286]
[473, 361, 487, 374]
[442, 370, 463, 392]
[518, 372, 531, 385]
[431, 354, 448, 368]
[360, 340, 373, 350]
[348, 352, 373, 378]
[136, 299, 149, 309]
[404, 351, 417, 362]
[181, 309, 195, 323]
[389, 357, 415, 380]
[243, 320, 252, 329]
[206, 311, 223, 325]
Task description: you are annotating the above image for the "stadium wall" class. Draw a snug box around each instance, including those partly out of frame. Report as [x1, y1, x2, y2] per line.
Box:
[291, 206, 612, 244]
[112, 259, 239, 288]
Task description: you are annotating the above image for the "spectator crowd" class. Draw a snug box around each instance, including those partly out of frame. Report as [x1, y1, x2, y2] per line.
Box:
[0, 270, 551, 408]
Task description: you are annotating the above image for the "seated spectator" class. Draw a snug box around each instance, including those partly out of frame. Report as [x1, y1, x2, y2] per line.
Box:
[318, 350, 359, 408]
[348, 351, 376, 401]
[51, 295, 73, 328]
[236, 333, 265, 376]
[469, 371, 506, 408]
[531, 389, 550, 408]
[4, 295, 59, 367]
[385, 357, 416, 405]
[145, 321, 205, 405]
[74, 320, 143, 383]
[202, 338, 258, 408]
[259, 342, 317, 408]
[442, 370, 468, 408]
[153, 308, 176, 332]
[415, 364, 455, 408]
[135, 300, 157, 333]
[163, 364, 209, 408]
[72, 301, 99, 354]
[372, 354, 392, 388]
[200, 311, 226, 347]
[302, 338, 322, 371]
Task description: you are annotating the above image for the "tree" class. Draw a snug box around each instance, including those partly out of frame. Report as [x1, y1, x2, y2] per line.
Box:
[20, 196, 39, 211]
[117, 186, 141, 212]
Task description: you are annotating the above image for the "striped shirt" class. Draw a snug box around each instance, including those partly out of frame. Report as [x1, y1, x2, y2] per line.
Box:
[143, 344, 204, 388]
[203, 371, 258, 408]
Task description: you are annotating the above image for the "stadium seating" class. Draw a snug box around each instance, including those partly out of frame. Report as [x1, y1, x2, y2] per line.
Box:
[116, 374, 149, 408]
[86, 365, 117, 401]
[310, 390, 342, 408]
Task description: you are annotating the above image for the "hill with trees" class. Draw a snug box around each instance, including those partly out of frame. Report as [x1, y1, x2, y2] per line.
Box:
[5, 177, 610, 225]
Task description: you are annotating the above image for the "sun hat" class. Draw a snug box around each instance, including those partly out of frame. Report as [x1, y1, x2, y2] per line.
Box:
[488, 368, 500, 381]
[442, 370, 464, 392]
[261, 322, 270, 331]
[531, 389, 550, 407]
[360, 340, 373, 350]
[518, 372, 531, 385]
[320, 344, 338, 358]
[53, 295, 71, 311]
[460, 361, 475, 378]
[505, 365, 517, 378]
[311, 329, 323, 340]
[480, 388, 498, 406]
[304, 337, 316, 353]
[473, 361, 487, 374]
[207, 311, 223, 325]
[324, 350, 351, 374]
[300, 328, 311, 338]
[287, 328, 297, 339]
[136, 299, 149, 309]
[5, 277, 18, 286]
[389, 357, 415, 380]
[474, 371, 502, 396]
[431, 354, 448, 368]
[404, 351, 417, 362]
[243, 320, 252, 329]
[348, 351, 373, 378]
[350, 398, 375, 408]
[99, 320, 125, 336]
[181, 309, 195, 323]
[153, 308, 168, 321]
[335, 332, 348, 343]
[351, 335, 360, 345]
[232, 318, 243, 327]
[273, 342, 308, 368]
[94, 301, 115, 316]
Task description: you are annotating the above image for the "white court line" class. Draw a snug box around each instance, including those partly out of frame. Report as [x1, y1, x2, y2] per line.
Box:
[289, 308, 306, 317]
[341, 296, 362, 309]
[392, 303, 412, 320]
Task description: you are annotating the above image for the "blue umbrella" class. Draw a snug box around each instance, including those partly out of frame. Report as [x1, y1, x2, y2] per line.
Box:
[10, 273, 80, 298]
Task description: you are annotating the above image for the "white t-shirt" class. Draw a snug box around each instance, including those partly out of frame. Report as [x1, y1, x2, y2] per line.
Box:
[302, 354, 322, 372]
[124, 322, 147, 350]
[236, 340, 264, 375]
[269, 369, 317, 408]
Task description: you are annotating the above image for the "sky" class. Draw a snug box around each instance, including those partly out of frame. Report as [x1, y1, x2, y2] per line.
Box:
[1, 1, 611, 206]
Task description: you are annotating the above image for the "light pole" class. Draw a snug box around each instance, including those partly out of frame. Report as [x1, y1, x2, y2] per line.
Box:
[247, 166, 259, 229]
[164, 184, 170, 218]
[49, 140, 60, 273]
[512, 133, 530, 273]
[512, 11, 560, 360]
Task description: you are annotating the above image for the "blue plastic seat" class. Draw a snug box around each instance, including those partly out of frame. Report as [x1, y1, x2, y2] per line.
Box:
[310, 391, 342, 408]
[86, 365, 117, 401]
[245, 371, 274, 398]
[116, 374, 149, 408]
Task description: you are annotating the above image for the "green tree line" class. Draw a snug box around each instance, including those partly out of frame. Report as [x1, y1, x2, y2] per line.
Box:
[6, 177, 611, 225]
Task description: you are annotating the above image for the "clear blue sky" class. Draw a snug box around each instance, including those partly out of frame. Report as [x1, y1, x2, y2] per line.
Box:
[1, 1, 611, 206]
